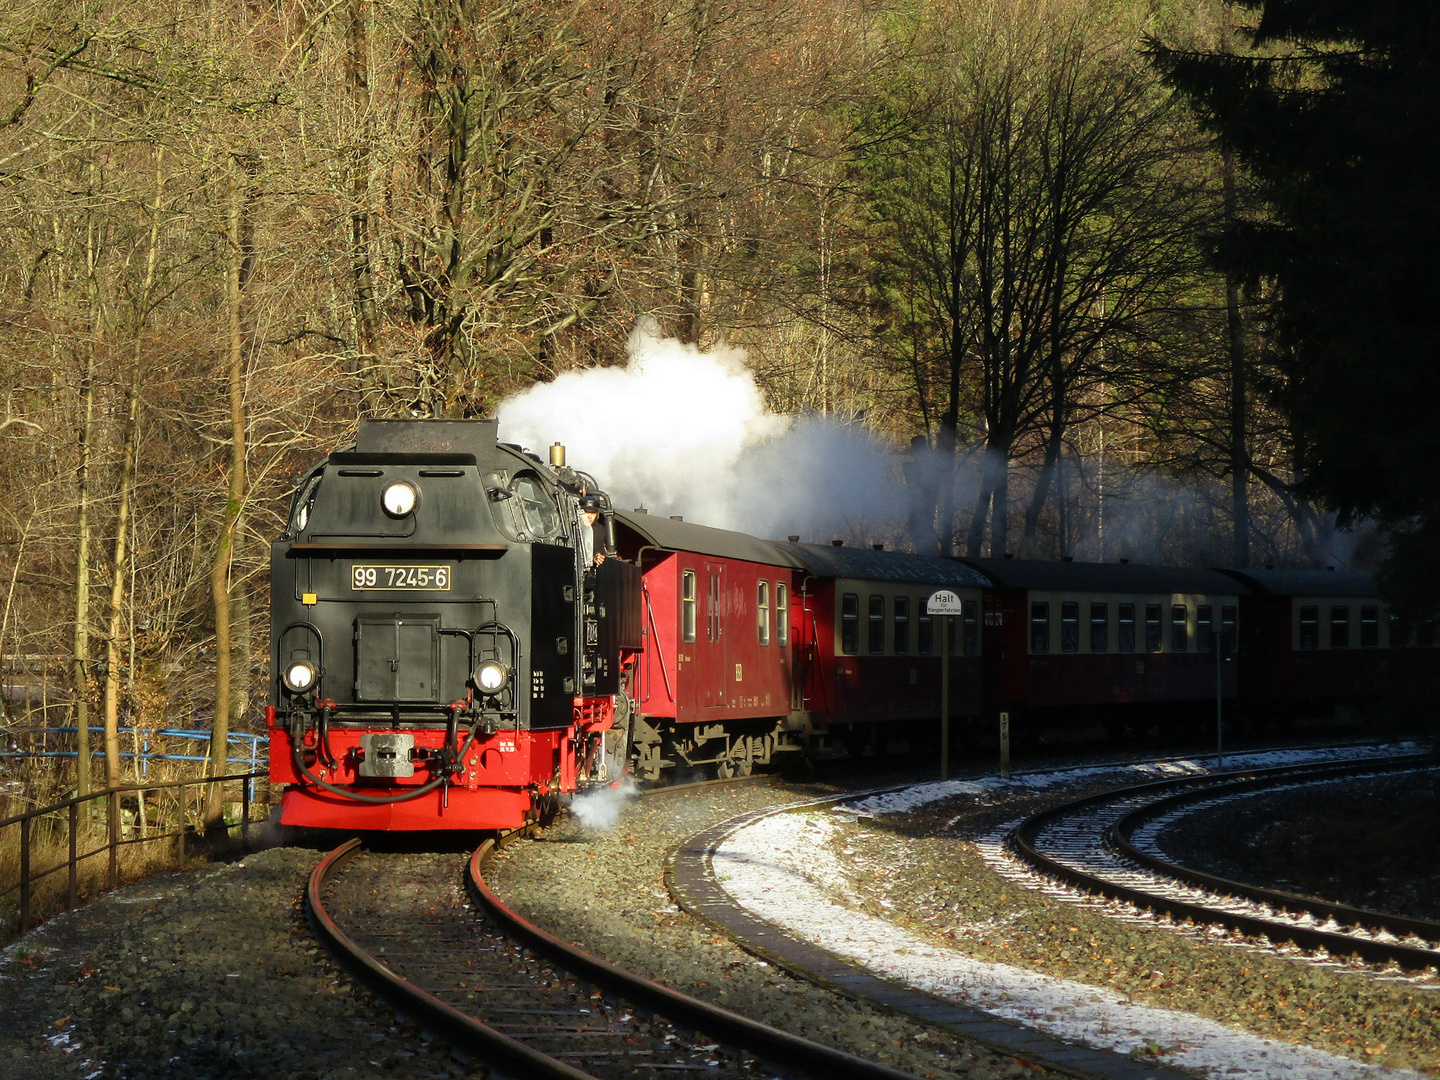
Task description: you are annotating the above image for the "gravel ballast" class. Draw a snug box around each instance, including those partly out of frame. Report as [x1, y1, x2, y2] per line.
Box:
[813, 765, 1440, 1077]
[0, 845, 485, 1080]
[487, 777, 1050, 1080]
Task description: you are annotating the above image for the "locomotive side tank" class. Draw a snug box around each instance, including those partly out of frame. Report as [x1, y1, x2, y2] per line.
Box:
[267, 419, 640, 830]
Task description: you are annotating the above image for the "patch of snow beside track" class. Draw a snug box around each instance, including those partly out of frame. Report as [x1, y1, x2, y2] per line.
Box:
[713, 754, 1430, 1080]
[834, 743, 1425, 819]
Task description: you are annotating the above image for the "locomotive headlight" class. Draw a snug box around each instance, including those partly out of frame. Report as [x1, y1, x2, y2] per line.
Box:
[474, 660, 511, 694]
[283, 660, 318, 694]
[382, 481, 418, 518]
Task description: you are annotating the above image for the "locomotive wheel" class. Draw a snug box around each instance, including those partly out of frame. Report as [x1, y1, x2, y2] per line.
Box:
[715, 757, 735, 780]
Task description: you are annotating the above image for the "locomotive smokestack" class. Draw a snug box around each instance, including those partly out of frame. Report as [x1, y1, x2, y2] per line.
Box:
[549, 442, 567, 467]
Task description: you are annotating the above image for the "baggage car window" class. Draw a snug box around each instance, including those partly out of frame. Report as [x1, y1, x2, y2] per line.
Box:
[1145, 604, 1162, 652]
[1360, 605, 1379, 648]
[917, 610, 933, 655]
[1060, 602, 1079, 653]
[841, 594, 859, 654]
[1091, 603, 1109, 653]
[1171, 605, 1188, 652]
[1197, 605, 1214, 654]
[963, 599, 979, 655]
[1330, 605, 1349, 648]
[682, 570, 697, 643]
[1118, 603, 1136, 652]
[1031, 602, 1050, 654]
[758, 581, 771, 646]
[776, 583, 789, 647]
[894, 596, 909, 655]
[1222, 605, 1237, 653]
[1299, 605, 1319, 649]
[868, 595, 885, 654]
[708, 572, 721, 642]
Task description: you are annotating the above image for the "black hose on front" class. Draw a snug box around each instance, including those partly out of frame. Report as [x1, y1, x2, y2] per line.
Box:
[292, 728, 479, 805]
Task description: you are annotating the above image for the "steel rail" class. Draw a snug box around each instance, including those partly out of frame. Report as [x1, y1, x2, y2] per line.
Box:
[1111, 759, 1440, 948]
[304, 837, 595, 1080]
[1010, 752, 1440, 970]
[466, 839, 921, 1080]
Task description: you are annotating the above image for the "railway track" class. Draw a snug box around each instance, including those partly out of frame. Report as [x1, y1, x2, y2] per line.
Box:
[1001, 752, 1440, 973]
[305, 833, 921, 1080]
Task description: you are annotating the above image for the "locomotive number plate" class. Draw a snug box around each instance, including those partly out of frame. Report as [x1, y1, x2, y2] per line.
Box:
[350, 564, 452, 591]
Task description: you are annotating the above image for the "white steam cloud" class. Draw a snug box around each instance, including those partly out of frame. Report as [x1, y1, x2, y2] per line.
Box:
[496, 319, 910, 542]
[568, 776, 640, 831]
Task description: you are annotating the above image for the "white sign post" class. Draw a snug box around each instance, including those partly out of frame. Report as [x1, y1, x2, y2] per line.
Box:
[927, 590, 965, 780]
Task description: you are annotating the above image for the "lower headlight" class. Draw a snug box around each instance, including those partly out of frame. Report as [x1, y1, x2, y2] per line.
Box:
[283, 661, 318, 693]
[474, 660, 510, 694]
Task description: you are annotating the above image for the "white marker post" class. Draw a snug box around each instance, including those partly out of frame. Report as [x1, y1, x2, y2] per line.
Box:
[927, 589, 965, 781]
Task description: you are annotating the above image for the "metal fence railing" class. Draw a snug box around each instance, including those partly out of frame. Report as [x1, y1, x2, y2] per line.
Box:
[0, 771, 269, 937]
[0, 727, 265, 776]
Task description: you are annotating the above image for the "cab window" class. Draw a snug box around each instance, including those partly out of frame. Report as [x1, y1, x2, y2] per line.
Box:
[512, 475, 560, 539]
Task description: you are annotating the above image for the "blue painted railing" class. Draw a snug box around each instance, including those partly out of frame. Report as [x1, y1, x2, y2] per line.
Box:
[0, 727, 265, 775]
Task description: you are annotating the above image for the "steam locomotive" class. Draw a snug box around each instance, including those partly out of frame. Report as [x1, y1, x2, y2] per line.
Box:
[267, 420, 1414, 831]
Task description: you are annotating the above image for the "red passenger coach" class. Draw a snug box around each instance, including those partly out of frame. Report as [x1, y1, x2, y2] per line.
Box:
[778, 542, 989, 748]
[611, 510, 804, 779]
[960, 558, 1245, 730]
[1216, 568, 1399, 717]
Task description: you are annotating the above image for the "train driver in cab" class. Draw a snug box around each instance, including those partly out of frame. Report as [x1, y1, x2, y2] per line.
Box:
[578, 494, 607, 567]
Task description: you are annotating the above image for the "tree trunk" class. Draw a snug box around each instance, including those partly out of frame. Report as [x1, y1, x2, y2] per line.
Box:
[101, 373, 140, 790]
[207, 164, 250, 825]
[71, 352, 96, 798]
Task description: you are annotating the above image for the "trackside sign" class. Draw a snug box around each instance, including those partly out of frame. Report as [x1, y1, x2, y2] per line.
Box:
[926, 589, 965, 615]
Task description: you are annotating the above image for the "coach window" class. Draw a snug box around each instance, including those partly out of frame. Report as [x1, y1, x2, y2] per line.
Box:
[1197, 605, 1214, 654]
[1090, 602, 1109, 653]
[1031, 602, 1050, 654]
[1419, 618, 1437, 648]
[1330, 605, 1349, 649]
[1060, 602, 1080, 653]
[1299, 605, 1319, 649]
[1170, 605, 1188, 652]
[963, 599, 979, 655]
[1221, 605, 1237, 654]
[869, 595, 885, 654]
[1360, 605, 1379, 648]
[841, 594, 860, 654]
[776, 583, 790, 647]
[918, 610, 934, 655]
[682, 570, 697, 643]
[1118, 603, 1136, 652]
[758, 581, 771, 646]
[894, 596, 910, 655]
[1145, 604, 1163, 652]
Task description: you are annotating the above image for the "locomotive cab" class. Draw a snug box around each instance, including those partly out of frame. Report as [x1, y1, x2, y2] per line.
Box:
[267, 419, 641, 830]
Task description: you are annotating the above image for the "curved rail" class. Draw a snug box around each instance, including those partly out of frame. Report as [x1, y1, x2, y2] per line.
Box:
[1010, 752, 1440, 969]
[305, 838, 594, 1080]
[465, 839, 919, 1080]
[308, 836, 919, 1080]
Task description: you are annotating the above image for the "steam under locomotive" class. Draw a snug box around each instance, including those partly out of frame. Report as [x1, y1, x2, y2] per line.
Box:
[267, 419, 1416, 831]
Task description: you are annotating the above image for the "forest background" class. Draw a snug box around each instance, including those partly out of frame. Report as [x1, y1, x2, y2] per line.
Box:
[0, 0, 1434, 791]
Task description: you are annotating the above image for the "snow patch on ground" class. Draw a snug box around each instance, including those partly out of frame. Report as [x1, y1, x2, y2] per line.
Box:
[714, 747, 1430, 1080]
[834, 743, 1425, 819]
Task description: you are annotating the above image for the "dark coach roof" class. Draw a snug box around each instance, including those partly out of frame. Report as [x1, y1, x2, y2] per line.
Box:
[780, 542, 993, 587]
[956, 557, 1247, 595]
[612, 509, 803, 568]
[1214, 567, 1378, 597]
